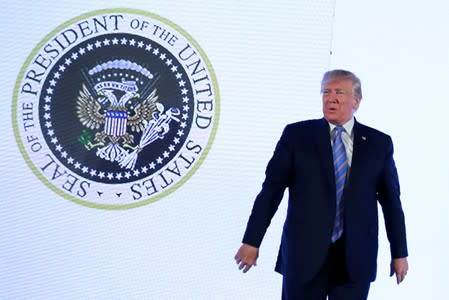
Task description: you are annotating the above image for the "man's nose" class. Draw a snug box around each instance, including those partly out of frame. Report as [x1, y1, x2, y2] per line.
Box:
[325, 96, 339, 103]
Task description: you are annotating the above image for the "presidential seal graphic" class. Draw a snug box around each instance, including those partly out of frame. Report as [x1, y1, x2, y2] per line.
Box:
[13, 9, 219, 209]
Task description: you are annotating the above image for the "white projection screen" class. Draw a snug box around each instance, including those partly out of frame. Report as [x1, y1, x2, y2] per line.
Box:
[1, 1, 448, 299]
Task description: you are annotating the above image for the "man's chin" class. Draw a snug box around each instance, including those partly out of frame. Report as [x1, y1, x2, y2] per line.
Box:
[324, 115, 337, 123]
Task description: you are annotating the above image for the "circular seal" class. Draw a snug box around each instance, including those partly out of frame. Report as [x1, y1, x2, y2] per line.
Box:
[12, 8, 219, 209]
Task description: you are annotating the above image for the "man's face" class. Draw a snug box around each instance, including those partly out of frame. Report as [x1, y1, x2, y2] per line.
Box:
[322, 79, 360, 125]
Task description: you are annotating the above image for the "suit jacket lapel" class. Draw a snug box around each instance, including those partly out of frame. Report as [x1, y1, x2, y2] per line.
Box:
[347, 120, 369, 187]
[314, 118, 335, 190]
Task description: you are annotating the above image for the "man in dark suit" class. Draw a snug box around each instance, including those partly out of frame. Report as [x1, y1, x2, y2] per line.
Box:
[234, 69, 408, 299]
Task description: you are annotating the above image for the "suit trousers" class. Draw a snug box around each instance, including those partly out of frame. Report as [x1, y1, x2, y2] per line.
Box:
[282, 237, 371, 300]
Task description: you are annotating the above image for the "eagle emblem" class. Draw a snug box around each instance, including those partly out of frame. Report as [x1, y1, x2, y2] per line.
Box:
[76, 60, 180, 170]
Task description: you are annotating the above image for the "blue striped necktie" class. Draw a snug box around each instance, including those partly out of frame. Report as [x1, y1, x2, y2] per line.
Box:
[331, 126, 348, 242]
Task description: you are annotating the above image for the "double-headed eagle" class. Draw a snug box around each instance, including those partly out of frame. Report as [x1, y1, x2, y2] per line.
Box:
[76, 83, 158, 148]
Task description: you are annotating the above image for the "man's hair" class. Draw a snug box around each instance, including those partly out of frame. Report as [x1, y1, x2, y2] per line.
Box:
[321, 69, 362, 99]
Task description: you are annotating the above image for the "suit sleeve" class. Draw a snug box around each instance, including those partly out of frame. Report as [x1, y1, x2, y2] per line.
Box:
[242, 125, 294, 248]
[377, 136, 408, 259]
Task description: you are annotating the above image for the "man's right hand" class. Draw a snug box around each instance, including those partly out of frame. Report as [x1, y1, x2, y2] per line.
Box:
[234, 243, 259, 273]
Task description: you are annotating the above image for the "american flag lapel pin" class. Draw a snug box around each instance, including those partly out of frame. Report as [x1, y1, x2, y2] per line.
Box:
[362, 136, 367, 141]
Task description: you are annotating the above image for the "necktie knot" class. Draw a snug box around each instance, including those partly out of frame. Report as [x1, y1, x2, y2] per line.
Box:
[334, 125, 344, 135]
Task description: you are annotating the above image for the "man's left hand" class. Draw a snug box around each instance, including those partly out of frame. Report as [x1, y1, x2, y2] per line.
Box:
[390, 257, 408, 284]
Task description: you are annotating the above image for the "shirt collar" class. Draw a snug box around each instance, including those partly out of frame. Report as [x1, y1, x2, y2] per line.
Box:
[328, 117, 355, 135]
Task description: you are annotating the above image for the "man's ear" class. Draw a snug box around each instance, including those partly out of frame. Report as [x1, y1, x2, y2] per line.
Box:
[353, 96, 361, 110]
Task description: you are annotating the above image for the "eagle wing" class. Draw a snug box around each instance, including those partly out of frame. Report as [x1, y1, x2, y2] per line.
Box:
[128, 89, 158, 132]
[76, 84, 105, 130]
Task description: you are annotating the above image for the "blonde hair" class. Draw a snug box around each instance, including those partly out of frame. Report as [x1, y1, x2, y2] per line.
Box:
[321, 69, 362, 99]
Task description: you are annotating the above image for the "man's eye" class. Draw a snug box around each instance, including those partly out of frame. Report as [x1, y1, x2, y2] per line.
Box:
[336, 91, 345, 95]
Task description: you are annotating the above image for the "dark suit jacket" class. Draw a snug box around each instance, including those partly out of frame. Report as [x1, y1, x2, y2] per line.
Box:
[242, 118, 408, 283]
